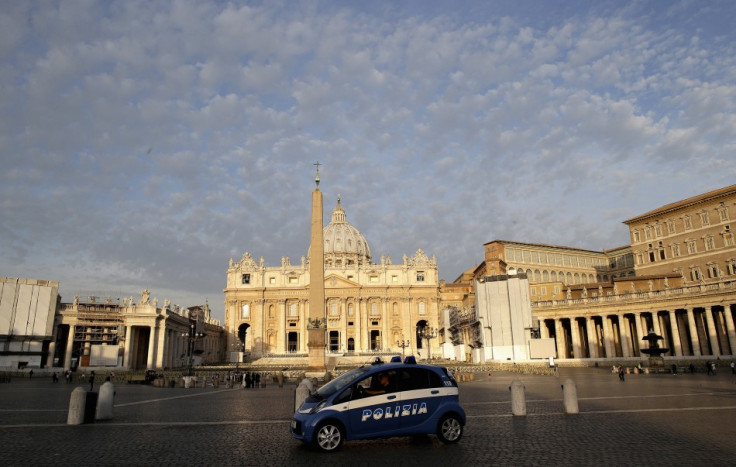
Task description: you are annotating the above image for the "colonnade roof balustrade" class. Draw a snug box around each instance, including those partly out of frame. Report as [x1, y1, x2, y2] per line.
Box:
[532, 280, 736, 311]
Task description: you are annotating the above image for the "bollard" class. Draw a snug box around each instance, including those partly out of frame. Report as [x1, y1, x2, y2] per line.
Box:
[561, 378, 579, 414]
[96, 381, 115, 421]
[509, 379, 526, 416]
[295, 381, 311, 412]
[67, 387, 87, 425]
[277, 371, 284, 388]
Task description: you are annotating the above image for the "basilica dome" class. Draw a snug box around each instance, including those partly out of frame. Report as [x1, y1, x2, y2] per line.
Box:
[322, 197, 371, 267]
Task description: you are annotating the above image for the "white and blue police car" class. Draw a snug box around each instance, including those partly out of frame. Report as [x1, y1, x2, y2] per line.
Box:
[290, 356, 466, 452]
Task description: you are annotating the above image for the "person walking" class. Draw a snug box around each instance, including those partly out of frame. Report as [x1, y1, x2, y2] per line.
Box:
[618, 366, 625, 382]
[89, 371, 96, 391]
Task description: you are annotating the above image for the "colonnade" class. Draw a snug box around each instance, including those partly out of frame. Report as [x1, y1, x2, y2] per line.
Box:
[539, 303, 736, 359]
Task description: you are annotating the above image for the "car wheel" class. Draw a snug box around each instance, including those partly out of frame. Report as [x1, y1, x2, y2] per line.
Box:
[313, 421, 344, 452]
[437, 414, 463, 443]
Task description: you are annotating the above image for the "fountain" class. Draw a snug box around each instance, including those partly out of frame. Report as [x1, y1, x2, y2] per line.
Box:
[640, 330, 669, 368]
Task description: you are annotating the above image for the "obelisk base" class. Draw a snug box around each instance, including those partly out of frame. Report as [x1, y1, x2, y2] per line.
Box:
[306, 328, 326, 378]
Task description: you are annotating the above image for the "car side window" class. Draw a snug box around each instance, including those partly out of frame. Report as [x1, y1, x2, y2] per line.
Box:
[427, 370, 443, 388]
[334, 387, 352, 404]
[398, 368, 434, 391]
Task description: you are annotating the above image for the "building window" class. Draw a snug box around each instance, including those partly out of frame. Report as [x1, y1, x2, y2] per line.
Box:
[241, 304, 250, 319]
[392, 275, 398, 283]
[644, 228, 652, 240]
[370, 303, 379, 316]
[686, 239, 697, 255]
[418, 302, 426, 315]
[269, 277, 276, 284]
[667, 219, 676, 234]
[707, 264, 718, 279]
[718, 203, 729, 222]
[242, 274, 250, 284]
[699, 211, 710, 226]
[288, 303, 297, 317]
[670, 243, 680, 257]
[633, 230, 640, 243]
[330, 302, 339, 316]
[289, 276, 298, 284]
[704, 235, 716, 251]
[654, 223, 662, 237]
[370, 275, 379, 283]
[417, 272, 425, 282]
[683, 215, 692, 230]
[689, 267, 702, 282]
[727, 261, 736, 276]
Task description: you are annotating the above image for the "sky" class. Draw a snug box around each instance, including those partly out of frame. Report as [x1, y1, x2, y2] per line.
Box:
[2, 0, 736, 323]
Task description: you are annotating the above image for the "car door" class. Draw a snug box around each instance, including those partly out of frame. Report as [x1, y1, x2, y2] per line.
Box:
[346, 371, 400, 438]
[396, 368, 444, 431]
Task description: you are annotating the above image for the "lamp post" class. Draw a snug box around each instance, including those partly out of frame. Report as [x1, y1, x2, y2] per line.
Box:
[418, 326, 438, 360]
[396, 335, 411, 358]
[181, 324, 204, 376]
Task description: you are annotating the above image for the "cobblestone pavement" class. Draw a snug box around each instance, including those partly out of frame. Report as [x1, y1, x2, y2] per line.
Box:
[1, 367, 735, 466]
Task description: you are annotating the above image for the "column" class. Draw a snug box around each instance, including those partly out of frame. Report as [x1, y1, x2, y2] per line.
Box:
[64, 326, 74, 371]
[123, 325, 133, 369]
[278, 301, 286, 353]
[342, 299, 349, 352]
[570, 318, 582, 358]
[705, 306, 720, 357]
[355, 299, 363, 352]
[602, 316, 614, 358]
[554, 319, 566, 359]
[155, 320, 167, 368]
[669, 310, 683, 356]
[586, 318, 598, 358]
[723, 305, 736, 355]
[620, 315, 631, 358]
[634, 313, 644, 355]
[146, 325, 156, 369]
[381, 298, 391, 350]
[257, 299, 265, 356]
[300, 300, 307, 353]
[651, 311, 662, 336]
[686, 308, 701, 356]
[540, 320, 549, 339]
[361, 299, 369, 352]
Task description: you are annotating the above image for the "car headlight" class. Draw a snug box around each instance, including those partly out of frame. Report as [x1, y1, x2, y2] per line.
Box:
[297, 400, 328, 414]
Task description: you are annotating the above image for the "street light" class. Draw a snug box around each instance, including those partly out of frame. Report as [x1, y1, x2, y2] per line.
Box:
[418, 326, 438, 360]
[396, 335, 411, 358]
[181, 324, 205, 376]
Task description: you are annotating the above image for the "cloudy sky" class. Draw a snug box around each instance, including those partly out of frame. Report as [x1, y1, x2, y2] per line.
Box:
[2, 1, 735, 323]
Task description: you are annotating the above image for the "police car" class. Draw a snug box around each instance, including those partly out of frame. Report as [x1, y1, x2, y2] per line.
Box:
[291, 356, 466, 452]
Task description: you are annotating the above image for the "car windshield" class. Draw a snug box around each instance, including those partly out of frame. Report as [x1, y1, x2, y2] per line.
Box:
[314, 366, 373, 398]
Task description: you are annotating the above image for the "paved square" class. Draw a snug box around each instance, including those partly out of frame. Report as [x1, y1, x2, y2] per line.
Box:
[1, 368, 735, 466]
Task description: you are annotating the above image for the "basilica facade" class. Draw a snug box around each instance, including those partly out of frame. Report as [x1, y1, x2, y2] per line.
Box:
[224, 198, 442, 363]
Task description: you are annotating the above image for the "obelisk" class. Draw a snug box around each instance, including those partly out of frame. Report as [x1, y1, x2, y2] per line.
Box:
[307, 162, 326, 375]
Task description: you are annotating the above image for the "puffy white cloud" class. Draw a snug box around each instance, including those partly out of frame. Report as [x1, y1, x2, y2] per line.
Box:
[2, 0, 736, 321]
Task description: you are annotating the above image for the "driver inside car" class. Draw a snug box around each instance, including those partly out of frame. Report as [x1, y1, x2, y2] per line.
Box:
[364, 372, 392, 395]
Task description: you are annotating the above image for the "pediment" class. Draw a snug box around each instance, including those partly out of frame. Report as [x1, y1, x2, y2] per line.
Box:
[324, 274, 359, 288]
